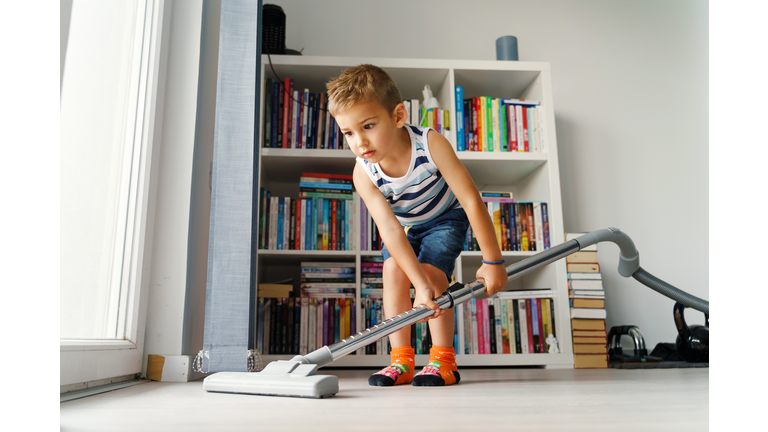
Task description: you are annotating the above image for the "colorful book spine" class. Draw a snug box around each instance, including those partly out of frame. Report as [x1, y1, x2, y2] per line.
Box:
[500, 298, 510, 354]
[264, 78, 272, 147]
[485, 97, 493, 152]
[455, 86, 464, 151]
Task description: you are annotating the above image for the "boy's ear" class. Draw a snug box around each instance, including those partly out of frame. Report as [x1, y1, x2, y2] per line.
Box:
[393, 103, 408, 128]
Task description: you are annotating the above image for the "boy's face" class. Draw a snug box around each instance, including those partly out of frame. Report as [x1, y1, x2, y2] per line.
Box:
[335, 99, 407, 163]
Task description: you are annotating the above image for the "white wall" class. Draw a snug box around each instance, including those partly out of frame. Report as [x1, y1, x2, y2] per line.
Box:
[263, 0, 709, 348]
[140, 0, 220, 378]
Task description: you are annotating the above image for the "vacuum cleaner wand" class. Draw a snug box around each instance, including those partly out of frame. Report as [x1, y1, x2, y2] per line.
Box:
[203, 227, 709, 398]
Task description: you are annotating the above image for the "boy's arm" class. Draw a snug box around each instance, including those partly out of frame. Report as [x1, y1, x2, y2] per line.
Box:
[427, 130, 507, 295]
[353, 163, 443, 317]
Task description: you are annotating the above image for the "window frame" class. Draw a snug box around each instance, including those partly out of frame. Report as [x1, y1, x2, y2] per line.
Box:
[60, 0, 166, 387]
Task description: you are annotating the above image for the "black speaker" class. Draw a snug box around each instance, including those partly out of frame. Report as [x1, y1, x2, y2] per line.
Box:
[262, 4, 285, 54]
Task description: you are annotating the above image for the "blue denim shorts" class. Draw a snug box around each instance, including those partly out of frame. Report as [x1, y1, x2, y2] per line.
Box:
[381, 207, 470, 283]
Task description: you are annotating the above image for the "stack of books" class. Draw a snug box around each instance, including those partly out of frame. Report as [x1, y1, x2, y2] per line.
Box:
[264, 78, 346, 150]
[566, 232, 609, 369]
[454, 86, 546, 153]
[465, 192, 551, 252]
[460, 289, 557, 354]
[258, 173, 355, 251]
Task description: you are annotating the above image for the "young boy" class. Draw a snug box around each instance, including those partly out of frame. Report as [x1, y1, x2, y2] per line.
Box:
[327, 64, 508, 386]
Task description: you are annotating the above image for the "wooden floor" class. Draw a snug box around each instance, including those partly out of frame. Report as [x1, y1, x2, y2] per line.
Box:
[60, 367, 708, 431]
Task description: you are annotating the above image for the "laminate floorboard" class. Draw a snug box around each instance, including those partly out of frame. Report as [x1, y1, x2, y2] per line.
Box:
[61, 367, 708, 431]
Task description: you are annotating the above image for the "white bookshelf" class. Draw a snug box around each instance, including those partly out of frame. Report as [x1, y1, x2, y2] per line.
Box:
[255, 55, 573, 369]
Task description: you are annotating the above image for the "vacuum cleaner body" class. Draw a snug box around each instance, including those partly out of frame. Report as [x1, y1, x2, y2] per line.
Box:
[202, 227, 710, 399]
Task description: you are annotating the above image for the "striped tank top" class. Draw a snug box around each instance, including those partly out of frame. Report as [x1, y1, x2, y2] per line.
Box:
[356, 124, 461, 227]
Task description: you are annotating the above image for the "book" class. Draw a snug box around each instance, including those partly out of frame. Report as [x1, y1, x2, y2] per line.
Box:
[299, 297, 309, 354]
[573, 336, 608, 344]
[568, 279, 604, 290]
[480, 191, 513, 198]
[500, 297, 510, 354]
[573, 329, 607, 337]
[566, 251, 598, 263]
[301, 262, 355, 268]
[571, 318, 606, 331]
[494, 297, 503, 354]
[541, 298, 550, 349]
[533, 202, 545, 251]
[476, 299, 485, 354]
[257, 298, 265, 353]
[568, 272, 602, 280]
[471, 299, 479, 354]
[501, 98, 540, 106]
[455, 86, 465, 151]
[519, 299, 530, 354]
[507, 299, 523, 354]
[573, 344, 608, 354]
[308, 298, 317, 351]
[570, 308, 607, 319]
[571, 298, 605, 309]
[572, 290, 605, 297]
[573, 354, 608, 369]
[567, 263, 601, 273]
[531, 298, 540, 353]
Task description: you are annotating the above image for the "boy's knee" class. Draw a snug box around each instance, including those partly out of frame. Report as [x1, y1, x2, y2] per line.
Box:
[384, 258, 408, 285]
[421, 263, 449, 293]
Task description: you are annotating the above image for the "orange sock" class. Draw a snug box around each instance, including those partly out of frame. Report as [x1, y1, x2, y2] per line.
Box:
[368, 346, 415, 386]
[412, 345, 460, 386]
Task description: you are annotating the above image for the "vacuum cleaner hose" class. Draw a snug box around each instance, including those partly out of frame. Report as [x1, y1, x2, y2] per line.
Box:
[632, 266, 709, 315]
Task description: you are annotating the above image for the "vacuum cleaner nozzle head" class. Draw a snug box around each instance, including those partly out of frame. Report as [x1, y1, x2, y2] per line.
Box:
[203, 360, 339, 398]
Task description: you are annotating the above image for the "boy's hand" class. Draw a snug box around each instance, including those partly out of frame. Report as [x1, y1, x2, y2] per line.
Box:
[476, 263, 508, 297]
[413, 284, 443, 322]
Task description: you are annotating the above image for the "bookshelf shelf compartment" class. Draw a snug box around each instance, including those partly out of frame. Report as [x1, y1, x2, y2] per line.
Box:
[263, 56, 451, 101]
[255, 56, 571, 369]
[260, 149, 356, 183]
[454, 68, 541, 101]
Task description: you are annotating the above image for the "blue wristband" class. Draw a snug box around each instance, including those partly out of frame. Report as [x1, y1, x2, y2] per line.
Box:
[482, 259, 505, 265]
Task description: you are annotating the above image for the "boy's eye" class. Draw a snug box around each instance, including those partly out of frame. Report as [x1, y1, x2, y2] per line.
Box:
[364, 123, 374, 130]
[344, 131, 353, 136]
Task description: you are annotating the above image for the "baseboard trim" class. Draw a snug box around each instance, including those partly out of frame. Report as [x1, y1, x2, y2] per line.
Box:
[60, 375, 148, 403]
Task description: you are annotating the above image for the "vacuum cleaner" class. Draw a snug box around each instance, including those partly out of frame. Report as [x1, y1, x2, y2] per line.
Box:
[202, 227, 709, 398]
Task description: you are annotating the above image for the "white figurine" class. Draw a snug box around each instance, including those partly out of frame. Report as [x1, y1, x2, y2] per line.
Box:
[421, 85, 440, 110]
[546, 334, 560, 353]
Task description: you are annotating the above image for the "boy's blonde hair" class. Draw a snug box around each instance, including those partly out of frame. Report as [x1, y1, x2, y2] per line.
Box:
[326, 64, 403, 117]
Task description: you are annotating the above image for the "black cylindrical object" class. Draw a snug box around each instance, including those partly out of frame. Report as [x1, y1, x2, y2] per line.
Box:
[262, 4, 285, 54]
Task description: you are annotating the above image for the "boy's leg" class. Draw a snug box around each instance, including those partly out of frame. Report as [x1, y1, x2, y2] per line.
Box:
[368, 257, 415, 386]
[382, 257, 413, 348]
[413, 263, 460, 386]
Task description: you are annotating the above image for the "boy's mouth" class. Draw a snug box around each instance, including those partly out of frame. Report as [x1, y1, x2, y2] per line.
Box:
[362, 150, 376, 158]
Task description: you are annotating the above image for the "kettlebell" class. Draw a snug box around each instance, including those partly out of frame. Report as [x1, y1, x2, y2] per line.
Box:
[673, 302, 709, 363]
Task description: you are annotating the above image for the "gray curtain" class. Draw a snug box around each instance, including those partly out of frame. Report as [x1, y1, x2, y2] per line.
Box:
[202, 0, 262, 373]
